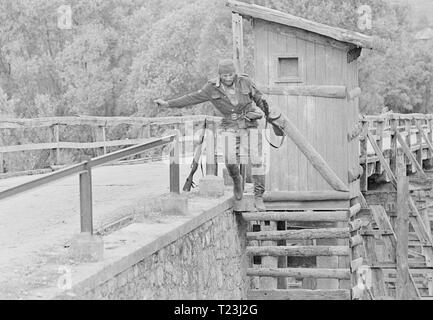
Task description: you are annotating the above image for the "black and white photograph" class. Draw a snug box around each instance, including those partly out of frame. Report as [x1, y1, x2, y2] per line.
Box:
[0, 0, 432, 304]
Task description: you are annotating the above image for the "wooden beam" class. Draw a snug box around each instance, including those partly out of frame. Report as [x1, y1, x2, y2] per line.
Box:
[169, 135, 180, 194]
[0, 115, 222, 129]
[276, 113, 349, 192]
[248, 289, 350, 300]
[246, 245, 350, 257]
[263, 191, 350, 202]
[242, 211, 348, 222]
[247, 268, 350, 279]
[367, 131, 396, 186]
[395, 131, 427, 179]
[396, 172, 410, 300]
[246, 228, 349, 241]
[79, 166, 93, 234]
[260, 85, 347, 99]
[232, 13, 244, 73]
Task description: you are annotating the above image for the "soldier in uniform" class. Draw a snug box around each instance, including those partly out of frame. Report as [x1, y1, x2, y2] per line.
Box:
[155, 59, 270, 211]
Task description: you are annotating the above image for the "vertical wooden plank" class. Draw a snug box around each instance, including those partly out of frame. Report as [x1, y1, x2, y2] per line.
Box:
[259, 221, 278, 289]
[277, 221, 288, 289]
[170, 134, 180, 194]
[232, 13, 244, 73]
[79, 166, 93, 234]
[405, 119, 413, 172]
[396, 153, 410, 299]
[416, 119, 423, 169]
[50, 124, 60, 165]
[390, 117, 398, 176]
[360, 121, 368, 191]
[376, 120, 384, 174]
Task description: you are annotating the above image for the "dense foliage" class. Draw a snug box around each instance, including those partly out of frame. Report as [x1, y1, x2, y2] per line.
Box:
[1, 0, 432, 171]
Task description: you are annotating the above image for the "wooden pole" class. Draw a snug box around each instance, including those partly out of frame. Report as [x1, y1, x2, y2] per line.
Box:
[360, 121, 368, 192]
[395, 151, 410, 300]
[259, 221, 278, 289]
[390, 117, 398, 176]
[79, 165, 93, 234]
[101, 126, 107, 155]
[170, 134, 180, 194]
[232, 13, 244, 73]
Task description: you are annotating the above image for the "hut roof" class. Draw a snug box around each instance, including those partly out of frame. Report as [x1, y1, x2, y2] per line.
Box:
[227, 0, 374, 49]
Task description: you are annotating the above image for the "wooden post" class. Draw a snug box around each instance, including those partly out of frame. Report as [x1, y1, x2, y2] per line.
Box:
[206, 121, 217, 176]
[101, 126, 107, 155]
[259, 221, 278, 289]
[395, 151, 410, 300]
[170, 134, 180, 194]
[390, 117, 398, 176]
[405, 119, 411, 169]
[50, 124, 60, 165]
[277, 221, 287, 289]
[415, 119, 423, 171]
[376, 120, 384, 174]
[360, 121, 368, 192]
[232, 13, 244, 73]
[79, 165, 93, 234]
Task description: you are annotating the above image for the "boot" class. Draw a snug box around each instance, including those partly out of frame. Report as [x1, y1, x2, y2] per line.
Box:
[253, 175, 266, 212]
[232, 174, 244, 200]
[226, 164, 244, 200]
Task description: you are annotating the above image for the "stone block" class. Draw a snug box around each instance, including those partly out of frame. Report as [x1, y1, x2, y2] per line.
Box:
[199, 175, 225, 197]
[69, 232, 104, 262]
[160, 193, 189, 215]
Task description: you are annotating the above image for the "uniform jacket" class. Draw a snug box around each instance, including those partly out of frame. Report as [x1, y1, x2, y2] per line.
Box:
[167, 74, 266, 129]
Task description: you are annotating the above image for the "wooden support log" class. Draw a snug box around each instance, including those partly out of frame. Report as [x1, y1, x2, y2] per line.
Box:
[246, 245, 350, 257]
[260, 85, 347, 99]
[349, 203, 362, 219]
[242, 211, 348, 222]
[248, 289, 351, 300]
[273, 112, 349, 192]
[395, 131, 427, 179]
[246, 228, 350, 241]
[367, 132, 396, 186]
[247, 267, 350, 279]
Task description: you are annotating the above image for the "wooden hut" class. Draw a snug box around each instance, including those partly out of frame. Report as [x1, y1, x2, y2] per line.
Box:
[228, 0, 373, 199]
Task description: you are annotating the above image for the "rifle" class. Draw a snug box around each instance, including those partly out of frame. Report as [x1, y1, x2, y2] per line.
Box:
[183, 119, 207, 192]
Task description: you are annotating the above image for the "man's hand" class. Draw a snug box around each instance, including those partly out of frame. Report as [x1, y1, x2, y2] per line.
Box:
[154, 98, 169, 108]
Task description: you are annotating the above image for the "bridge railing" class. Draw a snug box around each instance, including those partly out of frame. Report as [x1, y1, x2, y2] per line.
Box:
[0, 134, 179, 234]
[0, 115, 222, 174]
[359, 112, 433, 191]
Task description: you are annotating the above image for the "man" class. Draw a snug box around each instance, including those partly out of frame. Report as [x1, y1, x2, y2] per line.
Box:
[155, 59, 269, 211]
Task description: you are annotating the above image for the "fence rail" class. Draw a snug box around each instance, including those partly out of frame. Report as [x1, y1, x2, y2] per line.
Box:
[0, 115, 222, 173]
[0, 134, 179, 234]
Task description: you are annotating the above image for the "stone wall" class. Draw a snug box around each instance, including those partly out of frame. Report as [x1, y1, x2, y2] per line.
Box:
[80, 209, 248, 299]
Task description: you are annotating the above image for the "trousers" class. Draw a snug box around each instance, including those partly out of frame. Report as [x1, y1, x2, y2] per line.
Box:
[221, 128, 266, 196]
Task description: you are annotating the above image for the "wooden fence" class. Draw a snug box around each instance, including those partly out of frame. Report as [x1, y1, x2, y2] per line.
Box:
[0, 115, 222, 173]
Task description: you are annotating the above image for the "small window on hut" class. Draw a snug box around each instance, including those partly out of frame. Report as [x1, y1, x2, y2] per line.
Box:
[276, 56, 302, 83]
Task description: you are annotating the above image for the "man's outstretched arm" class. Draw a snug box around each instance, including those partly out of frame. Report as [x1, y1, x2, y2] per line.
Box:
[155, 84, 212, 108]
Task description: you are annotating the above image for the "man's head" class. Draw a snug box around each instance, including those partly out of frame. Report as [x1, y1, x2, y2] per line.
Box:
[218, 59, 236, 87]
